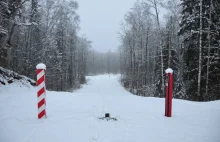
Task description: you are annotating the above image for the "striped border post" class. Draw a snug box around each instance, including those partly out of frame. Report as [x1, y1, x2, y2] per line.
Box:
[36, 63, 47, 119]
[165, 68, 173, 117]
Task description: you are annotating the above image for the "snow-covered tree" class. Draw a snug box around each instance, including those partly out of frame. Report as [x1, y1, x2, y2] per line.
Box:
[179, 0, 220, 101]
[0, 0, 91, 91]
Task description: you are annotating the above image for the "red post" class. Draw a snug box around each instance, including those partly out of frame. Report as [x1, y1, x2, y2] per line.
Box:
[165, 68, 173, 117]
[36, 63, 47, 119]
[165, 73, 169, 116]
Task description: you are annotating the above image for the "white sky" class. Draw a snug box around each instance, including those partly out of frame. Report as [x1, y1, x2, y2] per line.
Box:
[77, 0, 167, 53]
[77, 0, 137, 52]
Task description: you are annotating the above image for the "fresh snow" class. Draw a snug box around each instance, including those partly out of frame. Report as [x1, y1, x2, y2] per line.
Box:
[0, 67, 35, 87]
[0, 25, 7, 35]
[0, 74, 220, 142]
[165, 68, 173, 74]
[36, 63, 46, 70]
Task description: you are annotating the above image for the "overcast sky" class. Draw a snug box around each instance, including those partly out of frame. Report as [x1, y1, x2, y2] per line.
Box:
[77, 0, 167, 53]
[77, 0, 137, 52]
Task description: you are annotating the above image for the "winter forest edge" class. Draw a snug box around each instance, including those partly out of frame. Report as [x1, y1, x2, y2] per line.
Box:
[0, 0, 220, 101]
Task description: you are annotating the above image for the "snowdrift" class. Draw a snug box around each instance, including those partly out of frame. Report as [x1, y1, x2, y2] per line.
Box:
[0, 66, 35, 87]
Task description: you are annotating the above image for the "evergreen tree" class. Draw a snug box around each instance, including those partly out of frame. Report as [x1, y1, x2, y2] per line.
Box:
[179, 0, 202, 101]
[202, 0, 220, 100]
[179, 0, 220, 101]
[163, 17, 184, 99]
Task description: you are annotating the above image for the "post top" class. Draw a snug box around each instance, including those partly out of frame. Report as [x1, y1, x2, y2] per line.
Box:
[165, 68, 173, 74]
[36, 63, 46, 70]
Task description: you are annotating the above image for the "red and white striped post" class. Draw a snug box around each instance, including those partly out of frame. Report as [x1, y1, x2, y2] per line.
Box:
[165, 68, 173, 117]
[36, 63, 47, 119]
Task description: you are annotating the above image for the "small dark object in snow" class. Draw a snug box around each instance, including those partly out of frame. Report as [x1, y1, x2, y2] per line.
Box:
[99, 113, 117, 121]
[105, 113, 110, 117]
[0, 80, 5, 85]
[14, 76, 22, 80]
[27, 79, 36, 86]
[8, 79, 13, 84]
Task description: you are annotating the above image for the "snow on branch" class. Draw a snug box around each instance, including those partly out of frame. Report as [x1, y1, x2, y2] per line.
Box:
[0, 26, 7, 35]
[16, 22, 38, 26]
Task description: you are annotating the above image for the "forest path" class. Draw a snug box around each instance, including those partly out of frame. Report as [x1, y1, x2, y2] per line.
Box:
[0, 74, 220, 142]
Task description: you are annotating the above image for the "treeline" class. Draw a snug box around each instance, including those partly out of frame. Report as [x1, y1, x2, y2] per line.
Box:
[0, 0, 91, 91]
[119, 0, 220, 101]
[86, 50, 120, 75]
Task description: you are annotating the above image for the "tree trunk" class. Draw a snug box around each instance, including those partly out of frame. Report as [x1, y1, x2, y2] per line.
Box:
[145, 26, 149, 85]
[205, 0, 212, 98]
[198, 0, 203, 101]
[153, 0, 164, 96]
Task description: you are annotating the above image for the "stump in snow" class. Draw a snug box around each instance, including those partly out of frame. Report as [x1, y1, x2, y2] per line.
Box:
[99, 113, 117, 121]
[105, 113, 110, 118]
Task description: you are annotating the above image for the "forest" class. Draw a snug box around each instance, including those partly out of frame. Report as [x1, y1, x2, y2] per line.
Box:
[0, 0, 220, 101]
[119, 0, 220, 101]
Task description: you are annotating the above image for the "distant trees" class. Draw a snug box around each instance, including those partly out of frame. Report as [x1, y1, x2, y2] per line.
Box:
[0, 0, 91, 91]
[86, 50, 120, 75]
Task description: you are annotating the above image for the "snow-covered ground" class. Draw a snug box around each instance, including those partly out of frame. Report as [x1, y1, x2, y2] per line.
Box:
[0, 74, 220, 142]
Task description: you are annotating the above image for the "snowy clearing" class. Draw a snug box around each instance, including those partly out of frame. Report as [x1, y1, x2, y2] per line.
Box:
[0, 74, 220, 142]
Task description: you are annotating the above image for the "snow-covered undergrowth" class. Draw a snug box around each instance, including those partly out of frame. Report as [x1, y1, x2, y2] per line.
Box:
[0, 67, 35, 88]
[0, 74, 220, 142]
